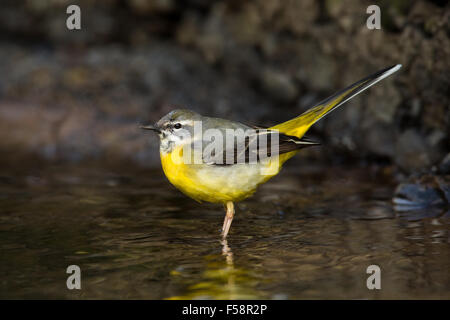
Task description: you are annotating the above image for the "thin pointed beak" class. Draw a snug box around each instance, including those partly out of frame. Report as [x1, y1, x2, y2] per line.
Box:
[140, 124, 161, 134]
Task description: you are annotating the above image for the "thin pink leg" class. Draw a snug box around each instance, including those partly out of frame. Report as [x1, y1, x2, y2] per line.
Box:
[221, 201, 235, 238]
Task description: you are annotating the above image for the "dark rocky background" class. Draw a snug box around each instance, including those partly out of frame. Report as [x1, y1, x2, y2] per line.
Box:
[0, 0, 448, 187]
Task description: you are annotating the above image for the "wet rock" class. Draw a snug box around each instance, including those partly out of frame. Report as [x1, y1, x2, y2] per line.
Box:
[393, 174, 449, 211]
[435, 176, 450, 203]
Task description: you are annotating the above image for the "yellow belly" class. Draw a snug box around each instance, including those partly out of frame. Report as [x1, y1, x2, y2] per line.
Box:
[160, 147, 296, 203]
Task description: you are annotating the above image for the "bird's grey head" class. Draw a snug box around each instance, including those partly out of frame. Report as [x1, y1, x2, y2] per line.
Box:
[141, 109, 202, 154]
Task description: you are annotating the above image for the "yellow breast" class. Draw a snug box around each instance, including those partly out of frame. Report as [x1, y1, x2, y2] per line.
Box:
[160, 146, 295, 204]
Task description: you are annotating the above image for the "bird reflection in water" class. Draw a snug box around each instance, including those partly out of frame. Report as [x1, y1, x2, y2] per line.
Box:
[221, 239, 235, 294]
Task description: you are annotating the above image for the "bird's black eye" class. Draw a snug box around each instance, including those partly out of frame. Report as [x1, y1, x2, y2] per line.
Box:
[174, 123, 182, 129]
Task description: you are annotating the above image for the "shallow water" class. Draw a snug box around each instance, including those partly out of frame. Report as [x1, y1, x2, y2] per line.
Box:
[0, 162, 448, 299]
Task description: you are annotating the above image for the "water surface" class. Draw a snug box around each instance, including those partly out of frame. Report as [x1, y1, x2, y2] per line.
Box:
[0, 162, 448, 299]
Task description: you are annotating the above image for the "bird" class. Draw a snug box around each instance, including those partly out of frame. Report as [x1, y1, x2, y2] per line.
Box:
[141, 64, 401, 238]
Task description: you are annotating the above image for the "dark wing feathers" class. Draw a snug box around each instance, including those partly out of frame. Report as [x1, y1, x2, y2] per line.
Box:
[207, 128, 319, 166]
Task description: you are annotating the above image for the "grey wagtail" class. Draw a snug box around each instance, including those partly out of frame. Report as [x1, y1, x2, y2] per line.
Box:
[141, 64, 401, 238]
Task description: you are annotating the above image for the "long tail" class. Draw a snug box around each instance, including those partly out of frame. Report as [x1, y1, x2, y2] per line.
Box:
[270, 64, 402, 138]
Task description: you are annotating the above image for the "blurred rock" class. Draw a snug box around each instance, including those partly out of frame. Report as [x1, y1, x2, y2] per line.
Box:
[0, 0, 447, 170]
[366, 83, 401, 124]
[275, 0, 319, 35]
[128, 0, 175, 14]
[395, 130, 431, 172]
[260, 68, 298, 102]
[439, 153, 450, 174]
[362, 123, 396, 158]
